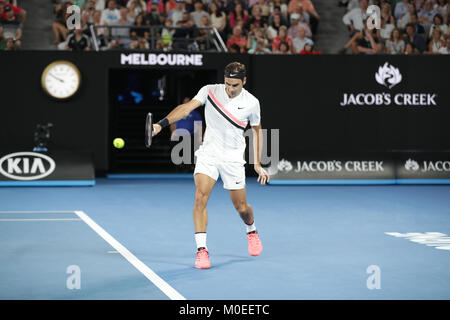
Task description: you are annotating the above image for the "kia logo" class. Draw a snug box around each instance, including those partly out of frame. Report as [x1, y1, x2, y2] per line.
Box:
[0, 152, 56, 181]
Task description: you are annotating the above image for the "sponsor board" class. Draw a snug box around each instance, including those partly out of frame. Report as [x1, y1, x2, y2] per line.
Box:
[0, 151, 95, 186]
[396, 153, 450, 181]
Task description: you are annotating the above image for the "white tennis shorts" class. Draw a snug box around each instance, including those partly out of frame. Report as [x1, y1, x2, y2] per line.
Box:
[194, 151, 246, 190]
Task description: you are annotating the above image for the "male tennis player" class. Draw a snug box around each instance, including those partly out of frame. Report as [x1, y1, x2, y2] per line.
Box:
[152, 62, 269, 269]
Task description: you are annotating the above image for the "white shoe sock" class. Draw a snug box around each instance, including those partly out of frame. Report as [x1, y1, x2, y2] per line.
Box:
[246, 221, 256, 233]
[195, 232, 207, 250]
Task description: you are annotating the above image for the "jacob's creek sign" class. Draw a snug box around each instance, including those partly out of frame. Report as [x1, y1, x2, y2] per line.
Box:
[340, 62, 439, 107]
[120, 53, 203, 66]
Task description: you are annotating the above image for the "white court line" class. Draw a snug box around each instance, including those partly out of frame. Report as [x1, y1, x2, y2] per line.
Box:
[0, 211, 78, 214]
[74, 210, 186, 300]
[0, 218, 81, 221]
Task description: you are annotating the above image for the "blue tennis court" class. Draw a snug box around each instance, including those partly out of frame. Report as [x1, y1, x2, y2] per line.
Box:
[1, 178, 450, 300]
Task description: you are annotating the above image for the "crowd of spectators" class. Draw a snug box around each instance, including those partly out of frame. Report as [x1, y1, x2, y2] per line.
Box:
[52, 0, 322, 54]
[0, 0, 26, 50]
[339, 0, 449, 54]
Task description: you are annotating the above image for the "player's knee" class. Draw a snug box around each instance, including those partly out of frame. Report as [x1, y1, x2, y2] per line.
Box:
[234, 201, 248, 214]
[194, 190, 209, 209]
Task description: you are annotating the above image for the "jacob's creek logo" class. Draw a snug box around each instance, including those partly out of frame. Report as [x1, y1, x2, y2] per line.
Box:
[404, 159, 450, 172]
[340, 62, 438, 107]
[0, 152, 56, 181]
[121, 53, 203, 66]
[278, 159, 384, 173]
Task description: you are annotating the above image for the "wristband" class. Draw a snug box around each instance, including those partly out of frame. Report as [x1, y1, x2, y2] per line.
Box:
[157, 118, 170, 129]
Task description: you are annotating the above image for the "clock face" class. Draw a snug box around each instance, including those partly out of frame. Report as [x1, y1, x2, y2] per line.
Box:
[41, 61, 81, 99]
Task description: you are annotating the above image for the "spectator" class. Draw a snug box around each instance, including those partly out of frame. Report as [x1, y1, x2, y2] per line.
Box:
[52, 2, 71, 44]
[66, 28, 91, 51]
[276, 40, 291, 54]
[394, 0, 410, 21]
[209, 2, 226, 39]
[429, 14, 448, 39]
[292, 3, 310, 24]
[267, 13, 283, 40]
[226, 25, 247, 53]
[343, 0, 370, 34]
[229, 3, 248, 29]
[0, 0, 26, 24]
[418, 0, 437, 33]
[127, 0, 147, 16]
[426, 27, 445, 53]
[101, 0, 120, 26]
[377, 11, 396, 42]
[190, 0, 209, 27]
[197, 15, 213, 50]
[82, 0, 97, 25]
[245, 4, 268, 32]
[165, 0, 177, 15]
[292, 25, 311, 53]
[288, 12, 312, 39]
[157, 17, 175, 50]
[299, 39, 322, 54]
[226, 0, 249, 16]
[438, 34, 449, 53]
[130, 13, 150, 39]
[144, 0, 163, 25]
[94, 0, 106, 11]
[110, 7, 133, 47]
[397, 4, 416, 30]
[272, 25, 293, 52]
[172, 11, 194, 49]
[298, 0, 320, 34]
[129, 36, 150, 49]
[268, 4, 288, 26]
[0, 5, 22, 43]
[435, 0, 448, 17]
[91, 10, 107, 48]
[410, 11, 426, 34]
[168, 0, 186, 26]
[403, 41, 418, 54]
[404, 22, 426, 52]
[246, 26, 269, 52]
[256, 0, 271, 18]
[1, 37, 20, 50]
[386, 28, 405, 54]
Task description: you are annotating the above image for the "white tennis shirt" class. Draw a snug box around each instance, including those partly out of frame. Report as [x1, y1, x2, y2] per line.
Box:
[192, 84, 261, 163]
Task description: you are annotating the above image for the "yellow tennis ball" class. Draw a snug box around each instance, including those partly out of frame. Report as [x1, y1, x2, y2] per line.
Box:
[113, 138, 125, 149]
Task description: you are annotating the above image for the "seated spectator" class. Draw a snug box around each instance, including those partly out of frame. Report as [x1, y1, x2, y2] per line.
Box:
[339, 24, 378, 54]
[226, 0, 249, 16]
[403, 41, 419, 54]
[299, 39, 322, 54]
[397, 4, 416, 30]
[168, 0, 186, 26]
[268, 5, 288, 26]
[156, 17, 175, 50]
[110, 7, 133, 46]
[438, 34, 449, 53]
[255, 0, 271, 18]
[267, 13, 283, 41]
[288, 12, 312, 39]
[144, 0, 164, 26]
[410, 11, 426, 34]
[91, 10, 107, 48]
[0, 0, 26, 24]
[66, 28, 91, 51]
[172, 11, 194, 49]
[246, 27, 269, 52]
[376, 14, 396, 42]
[129, 36, 150, 49]
[228, 42, 241, 53]
[292, 3, 310, 25]
[82, 0, 97, 25]
[0, 5, 22, 43]
[130, 13, 150, 39]
[101, 0, 120, 26]
[52, 2, 71, 44]
[209, 2, 226, 40]
[245, 4, 268, 32]
[275, 40, 291, 54]
[127, 0, 148, 16]
[395, 0, 410, 21]
[429, 14, 448, 39]
[95, 0, 106, 11]
[418, 0, 437, 33]
[190, 0, 209, 27]
[272, 25, 293, 52]
[299, 0, 320, 34]
[229, 3, 248, 30]
[385, 28, 405, 54]
[226, 25, 247, 53]
[404, 22, 426, 52]
[426, 27, 446, 53]
[292, 25, 312, 53]
[434, 0, 448, 18]
[343, 0, 369, 35]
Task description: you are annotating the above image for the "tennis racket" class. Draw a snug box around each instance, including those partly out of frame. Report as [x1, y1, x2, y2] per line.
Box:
[145, 112, 153, 148]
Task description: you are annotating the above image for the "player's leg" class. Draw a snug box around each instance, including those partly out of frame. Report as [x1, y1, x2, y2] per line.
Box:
[192, 153, 219, 269]
[219, 162, 263, 256]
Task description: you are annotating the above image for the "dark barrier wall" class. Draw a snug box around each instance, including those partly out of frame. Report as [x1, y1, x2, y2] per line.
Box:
[0, 52, 449, 172]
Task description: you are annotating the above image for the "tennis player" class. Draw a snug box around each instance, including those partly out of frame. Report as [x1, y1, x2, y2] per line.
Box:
[152, 62, 269, 269]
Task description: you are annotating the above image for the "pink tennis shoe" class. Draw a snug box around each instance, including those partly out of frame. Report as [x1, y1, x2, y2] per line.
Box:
[195, 248, 211, 269]
[247, 231, 263, 256]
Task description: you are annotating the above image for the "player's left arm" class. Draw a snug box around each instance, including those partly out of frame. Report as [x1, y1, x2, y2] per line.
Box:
[251, 123, 270, 185]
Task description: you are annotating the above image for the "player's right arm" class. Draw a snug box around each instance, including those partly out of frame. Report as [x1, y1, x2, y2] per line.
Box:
[153, 85, 210, 137]
[152, 93, 206, 137]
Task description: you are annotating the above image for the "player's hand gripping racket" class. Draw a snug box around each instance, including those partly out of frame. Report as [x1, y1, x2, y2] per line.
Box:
[145, 112, 153, 148]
